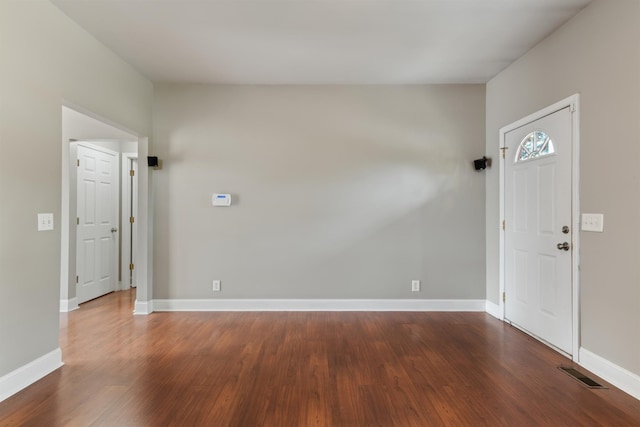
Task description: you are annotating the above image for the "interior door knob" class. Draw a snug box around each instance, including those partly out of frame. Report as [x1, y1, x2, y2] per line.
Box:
[111, 227, 118, 233]
[557, 242, 570, 251]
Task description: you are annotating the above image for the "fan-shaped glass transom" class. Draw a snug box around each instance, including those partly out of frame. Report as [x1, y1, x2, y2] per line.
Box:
[516, 131, 555, 162]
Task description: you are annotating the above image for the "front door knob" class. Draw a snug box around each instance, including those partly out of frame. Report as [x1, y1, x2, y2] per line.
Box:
[557, 242, 570, 251]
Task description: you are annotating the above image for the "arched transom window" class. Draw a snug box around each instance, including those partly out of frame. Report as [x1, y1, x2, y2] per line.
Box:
[516, 131, 555, 162]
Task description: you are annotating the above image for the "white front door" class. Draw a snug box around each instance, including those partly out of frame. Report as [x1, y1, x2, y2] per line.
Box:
[77, 144, 119, 304]
[504, 106, 573, 355]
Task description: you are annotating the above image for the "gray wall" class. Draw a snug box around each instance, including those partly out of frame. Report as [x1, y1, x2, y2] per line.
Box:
[486, 0, 640, 374]
[153, 84, 486, 300]
[0, 0, 152, 377]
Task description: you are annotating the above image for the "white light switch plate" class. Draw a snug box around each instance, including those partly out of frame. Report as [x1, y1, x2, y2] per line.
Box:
[37, 213, 54, 231]
[581, 213, 604, 232]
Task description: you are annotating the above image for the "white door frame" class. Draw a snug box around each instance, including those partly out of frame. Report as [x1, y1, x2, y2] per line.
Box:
[498, 94, 581, 361]
[121, 153, 138, 290]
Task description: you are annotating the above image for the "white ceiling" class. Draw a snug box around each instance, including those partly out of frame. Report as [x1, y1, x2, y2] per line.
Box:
[51, 0, 593, 85]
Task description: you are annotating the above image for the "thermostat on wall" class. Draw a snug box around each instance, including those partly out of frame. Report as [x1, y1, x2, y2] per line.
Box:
[212, 193, 231, 206]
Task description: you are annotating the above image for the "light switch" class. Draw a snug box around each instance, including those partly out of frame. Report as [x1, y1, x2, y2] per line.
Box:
[581, 213, 604, 232]
[37, 213, 54, 231]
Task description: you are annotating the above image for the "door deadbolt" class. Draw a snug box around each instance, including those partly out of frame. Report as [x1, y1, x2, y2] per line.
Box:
[562, 226, 570, 234]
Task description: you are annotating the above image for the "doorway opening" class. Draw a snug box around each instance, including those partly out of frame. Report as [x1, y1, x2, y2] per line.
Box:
[60, 105, 151, 313]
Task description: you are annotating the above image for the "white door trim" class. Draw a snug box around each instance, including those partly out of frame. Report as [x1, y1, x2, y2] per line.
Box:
[121, 153, 138, 291]
[133, 137, 152, 315]
[498, 94, 580, 361]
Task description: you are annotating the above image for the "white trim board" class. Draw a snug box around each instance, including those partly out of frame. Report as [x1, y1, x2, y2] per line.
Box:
[0, 348, 63, 403]
[152, 299, 486, 312]
[485, 300, 502, 320]
[133, 299, 154, 315]
[579, 348, 640, 401]
[120, 152, 138, 292]
[59, 298, 79, 312]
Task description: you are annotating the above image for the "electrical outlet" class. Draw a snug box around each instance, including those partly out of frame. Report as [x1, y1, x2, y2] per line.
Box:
[411, 280, 420, 292]
[212, 280, 221, 292]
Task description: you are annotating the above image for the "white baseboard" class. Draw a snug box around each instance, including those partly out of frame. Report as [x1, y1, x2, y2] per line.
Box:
[152, 298, 486, 312]
[59, 298, 79, 312]
[133, 299, 154, 315]
[579, 347, 640, 400]
[0, 348, 63, 403]
[485, 300, 502, 319]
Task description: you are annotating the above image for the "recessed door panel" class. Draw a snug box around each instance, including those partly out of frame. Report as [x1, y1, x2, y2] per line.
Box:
[513, 170, 528, 233]
[538, 254, 558, 317]
[514, 250, 529, 304]
[538, 164, 555, 235]
[81, 238, 95, 285]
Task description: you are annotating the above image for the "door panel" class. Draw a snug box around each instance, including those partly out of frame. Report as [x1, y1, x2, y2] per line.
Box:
[513, 170, 528, 232]
[77, 144, 119, 304]
[504, 107, 572, 355]
[538, 254, 557, 316]
[514, 250, 528, 304]
[538, 164, 555, 234]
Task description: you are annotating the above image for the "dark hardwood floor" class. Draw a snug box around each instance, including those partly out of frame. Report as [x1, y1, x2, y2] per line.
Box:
[1, 290, 639, 426]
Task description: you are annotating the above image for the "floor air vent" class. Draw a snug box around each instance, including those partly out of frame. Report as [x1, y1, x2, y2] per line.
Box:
[558, 366, 606, 389]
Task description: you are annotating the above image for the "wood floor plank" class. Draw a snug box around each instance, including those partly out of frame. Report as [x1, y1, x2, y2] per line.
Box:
[1, 290, 639, 426]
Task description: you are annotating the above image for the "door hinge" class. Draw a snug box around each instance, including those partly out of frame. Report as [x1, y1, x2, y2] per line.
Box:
[129, 263, 135, 271]
[77, 159, 80, 167]
[77, 217, 80, 225]
[503, 292, 506, 303]
[502, 220, 505, 231]
[570, 103, 576, 113]
[130, 169, 135, 177]
[76, 275, 79, 283]
[500, 147, 508, 159]
[129, 216, 135, 224]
